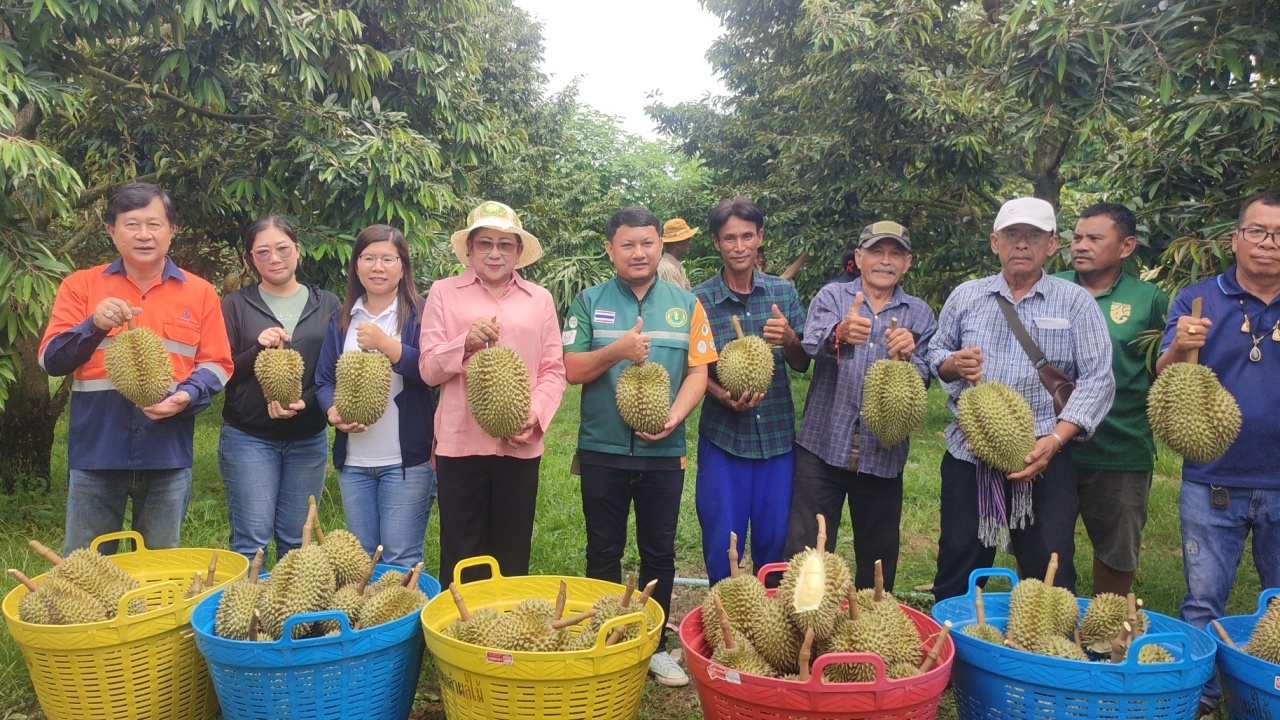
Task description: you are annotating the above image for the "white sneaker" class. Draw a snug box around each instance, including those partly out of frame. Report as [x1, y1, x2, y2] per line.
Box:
[648, 650, 689, 687]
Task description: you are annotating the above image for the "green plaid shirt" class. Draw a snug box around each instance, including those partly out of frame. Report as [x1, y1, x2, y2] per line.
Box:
[693, 269, 806, 459]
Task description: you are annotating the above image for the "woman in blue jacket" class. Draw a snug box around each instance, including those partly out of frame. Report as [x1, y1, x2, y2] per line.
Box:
[315, 224, 436, 568]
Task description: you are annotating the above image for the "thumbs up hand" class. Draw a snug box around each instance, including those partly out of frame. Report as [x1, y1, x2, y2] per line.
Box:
[836, 292, 873, 346]
[762, 303, 794, 346]
[617, 316, 652, 364]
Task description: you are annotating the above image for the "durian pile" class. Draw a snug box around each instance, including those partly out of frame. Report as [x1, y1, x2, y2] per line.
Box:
[1237, 595, 1280, 664]
[8, 540, 218, 625]
[333, 349, 393, 426]
[616, 361, 671, 435]
[104, 321, 173, 408]
[699, 517, 951, 682]
[957, 554, 1174, 665]
[213, 498, 426, 641]
[466, 317, 533, 439]
[441, 575, 656, 652]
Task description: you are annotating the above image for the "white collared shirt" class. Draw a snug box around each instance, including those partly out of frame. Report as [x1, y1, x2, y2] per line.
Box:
[342, 296, 404, 467]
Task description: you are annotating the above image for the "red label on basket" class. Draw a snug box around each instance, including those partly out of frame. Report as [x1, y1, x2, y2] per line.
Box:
[1274, 676, 1280, 692]
[485, 651, 514, 665]
[708, 665, 742, 685]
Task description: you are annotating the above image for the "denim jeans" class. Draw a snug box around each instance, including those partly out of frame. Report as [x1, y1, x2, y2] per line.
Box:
[1180, 481, 1280, 704]
[218, 424, 329, 562]
[337, 462, 437, 569]
[64, 467, 193, 554]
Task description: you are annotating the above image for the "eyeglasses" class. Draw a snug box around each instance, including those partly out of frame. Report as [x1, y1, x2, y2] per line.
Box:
[473, 239, 520, 256]
[998, 229, 1055, 244]
[251, 245, 296, 262]
[358, 254, 402, 267]
[1238, 227, 1280, 245]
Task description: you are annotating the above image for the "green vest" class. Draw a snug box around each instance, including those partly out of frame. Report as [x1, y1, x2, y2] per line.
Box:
[565, 277, 702, 457]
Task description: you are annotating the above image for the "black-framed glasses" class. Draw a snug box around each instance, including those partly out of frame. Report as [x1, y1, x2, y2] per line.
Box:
[1238, 227, 1280, 245]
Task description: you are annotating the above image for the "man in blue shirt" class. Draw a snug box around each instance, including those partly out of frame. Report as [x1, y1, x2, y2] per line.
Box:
[693, 197, 809, 584]
[928, 198, 1114, 601]
[1158, 190, 1280, 718]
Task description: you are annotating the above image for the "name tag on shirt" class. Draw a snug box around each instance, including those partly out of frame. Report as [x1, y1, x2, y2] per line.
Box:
[1034, 317, 1070, 330]
[561, 330, 576, 345]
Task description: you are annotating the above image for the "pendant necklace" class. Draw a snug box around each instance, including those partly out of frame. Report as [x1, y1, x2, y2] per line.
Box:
[1238, 299, 1280, 362]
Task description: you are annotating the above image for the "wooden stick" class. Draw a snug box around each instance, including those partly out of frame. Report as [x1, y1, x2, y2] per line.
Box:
[874, 559, 885, 603]
[554, 580, 567, 621]
[798, 630, 815, 681]
[248, 549, 264, 584]
[1044, 552, 1059, 588]
[974, 586, 988, 626]
[920, 621, 952, 672]
[727, 532, 740, 579]
[449, 582, 472, 622]
[1211, 620, 1238, 649]
[550, 609, 597, 630]
[187, 571, 203, 596]
[7, 569, 39, 593]
[27, 540, 62, 565]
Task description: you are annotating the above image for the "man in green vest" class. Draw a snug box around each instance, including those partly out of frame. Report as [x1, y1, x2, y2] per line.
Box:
[563, 205, 717, 687]
[1056, 202, 1169, 596]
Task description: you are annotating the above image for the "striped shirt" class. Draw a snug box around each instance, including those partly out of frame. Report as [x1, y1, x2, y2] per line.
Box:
[796, 278, 936, 476]
[927, 271, 1115, 464]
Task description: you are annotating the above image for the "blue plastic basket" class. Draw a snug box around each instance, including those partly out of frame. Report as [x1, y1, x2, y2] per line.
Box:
[191, 564, 440, 720]
[932, 568, 1216, 720]
[1213, 588, 1280, 719]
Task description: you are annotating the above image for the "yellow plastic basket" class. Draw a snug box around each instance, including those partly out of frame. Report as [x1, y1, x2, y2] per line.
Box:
[420, 556, 664, 720]
[2, 531, 248, 720]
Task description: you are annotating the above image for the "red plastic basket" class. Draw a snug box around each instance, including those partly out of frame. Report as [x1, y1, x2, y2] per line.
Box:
[679, 563, 954, 720]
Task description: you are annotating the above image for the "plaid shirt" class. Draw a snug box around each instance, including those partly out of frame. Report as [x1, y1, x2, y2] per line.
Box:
[927, 272, 1115, 464]
[693, 269, 806, 459]
[796, 278, 936, 476]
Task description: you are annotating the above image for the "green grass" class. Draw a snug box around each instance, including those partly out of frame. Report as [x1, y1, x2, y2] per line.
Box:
[0, 375, 1263, 719]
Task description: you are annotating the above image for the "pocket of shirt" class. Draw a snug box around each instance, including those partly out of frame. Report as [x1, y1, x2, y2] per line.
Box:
[163, 323, 201, 354]
[1033, 317, 1071, 330]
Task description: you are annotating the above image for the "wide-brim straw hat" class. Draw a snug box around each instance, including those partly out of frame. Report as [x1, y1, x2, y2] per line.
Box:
[662, 218, 698, 243]
[449, 201, 543, 269]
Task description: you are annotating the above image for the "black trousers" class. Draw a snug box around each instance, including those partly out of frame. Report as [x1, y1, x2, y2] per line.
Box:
[436, 454, 541, 586]
[782, 445, 904, 591]
[579, 461, 683, 649]
[932, 450, 1078, 602]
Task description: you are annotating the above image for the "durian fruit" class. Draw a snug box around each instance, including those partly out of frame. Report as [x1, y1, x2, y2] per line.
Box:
[367, 569, 408, 595]
[183, 571, 205, 599]
[955, 380, 1036, 474]
[255, 347, 305, 406]
[265, 505, 336, 639]
[466, 320, 532, 438]
[11, 570, 57, 624]
[888, 662, 923, 679]
[716, 533, 800, 673]
[861, 318, 928, 447]
[1246, 596, 1280, 664]
[861, 560, 922, 667]
[1137, 643, 1174, 664]
[316, 545, 381, 636]
[961, 586, 1006, 644]
[1148, 364, 1240, 464]
[487, 596, 595, 652]
[716, 315, 774, 399]
[615, 362, 671, 435]
[1029, 634, 1088, 661]
[576, 574, 656, 649]
[333, 350, 393, 426]
[28, 540, 147, 617]
[442, 582, 503, 646]
[821, 586, 883, 683]
[8, 569, 110, 625]
[703, 536, 767, 646]
[215, 550, 266, 640]
[753, 595, 804, 675]
[103, 323, 172, 407]
[777, 515, 851, 642]
[1079, 592, 1128, 653]
[309, 496, 372, 588]
[710, 595, 775, 677]
[358, 564, 429, 629]
[1006, 578, 1054, 650]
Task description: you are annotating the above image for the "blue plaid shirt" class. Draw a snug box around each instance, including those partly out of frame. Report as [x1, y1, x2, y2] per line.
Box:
[693, 269, 807, 459]
[796, 278, 936, 476]
[927, 271, 1115, 464]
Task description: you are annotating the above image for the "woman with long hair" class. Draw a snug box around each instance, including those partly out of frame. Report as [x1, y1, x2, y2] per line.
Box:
[315, 224, 436, 568]
[219, 215, 341, 562]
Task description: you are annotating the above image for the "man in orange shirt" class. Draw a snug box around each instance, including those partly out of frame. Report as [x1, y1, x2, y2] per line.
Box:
[40, 183, 233, 553]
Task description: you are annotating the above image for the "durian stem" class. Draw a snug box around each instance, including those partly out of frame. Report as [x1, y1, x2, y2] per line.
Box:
[207, 552, 218, 585]
[1188, 297, 1203, 365]
[713, 595, 736, 650]
[1006, 637, 1027, 651]
[727, 532, 740, 579]
[1211, 620, 1238, 649]
[486, 316, 498, 350]
[1074, 628, 1084, 651]
[449, 582, 472, 622]
[1126, 593, 1139, 637]
[127, 317, 136, 331]
[920, 620, 952, 672]
[635, 579, 658, 608]
[606, 626, 626, 646]
[248, 549, 264, 584]
[815, 514, 827, 552]
[1044, 552, 1059, 588]
[248, 609, 261, 642]
[550, 609, 597, 630]
[27, 540, 62, 565]
[357, 546, 383, 595]
[890, 317, 901, 360]
[798, 629, 815, 681]
[974, 586, 987, 626]
[301, 502, 316, 548]
[404, 562, 423, 588]
[874, 559, 885, 603]
[188, 571, 203, 595]
[847, 585, 860, 621]
[7, 569, 39, 593]
[554, 580, 567, 621]
[621, 572, 636, 608]
[730, 315, 746, 340]
[1111, 622, 1132, 663]
[308, 495, 326, 545]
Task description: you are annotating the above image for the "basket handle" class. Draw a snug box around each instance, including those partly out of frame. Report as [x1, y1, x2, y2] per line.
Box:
[111, 580, 181, 622]
[585, 610, 649, 651]
[452, 555, 504, 587]
[90, 530, 148, 554]
[806, 651, 888, 686]
[278, 609, 354, 643]
[965, 567, 1018, 598]
[1255, 588, 1280, 616]
[755, 562, 788, 585]
[1125, 632, 1194, 669]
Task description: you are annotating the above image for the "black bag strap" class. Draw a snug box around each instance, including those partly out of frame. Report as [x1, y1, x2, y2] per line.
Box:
[993, 294, 1048, 370]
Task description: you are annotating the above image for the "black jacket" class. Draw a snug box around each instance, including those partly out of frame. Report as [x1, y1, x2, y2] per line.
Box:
[221, 283, 342, 440]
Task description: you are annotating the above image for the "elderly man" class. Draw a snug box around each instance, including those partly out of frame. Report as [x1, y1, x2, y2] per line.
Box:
[692, 197, 809, 584]
[39, 183, 233, 553]
[784, 221, 934, 592]
[1056, 203, 1169, 597]
[563, 205, 716, 687]
[1158, 190, 1280, 719]
[929, 197, 1114, 601]
[657, 218, 696, 290]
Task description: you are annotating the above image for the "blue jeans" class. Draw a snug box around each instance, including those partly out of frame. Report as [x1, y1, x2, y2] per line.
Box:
[218, 424, 329, 562]
[337, 462, 437, 568]
[1180, 481, 1280, 704]
[696, 436, 793, 584]
[64, 468, 193, 554]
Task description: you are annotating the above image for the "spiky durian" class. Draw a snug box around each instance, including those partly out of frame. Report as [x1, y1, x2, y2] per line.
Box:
[1047, 586, 1079, 638]
[961, 622, 1006, 644]
[1137, 643, 1175, 663]
[333, 350, 393, 426]
[776, 516, 850, 642]
[1030, 634, 1088, 660]
[1246, 598, 1280, 664]
[887, 662, 922, 680]
[956, 381, 1036, 474]
[751, 596, 803, 675]
[1148, 362, 1241, 464]
[716, 316, 774, 398]
[104, 326, 172, 407]
[254, 347, 305, 406]
[445, 607, 503, 646]
[359, 585, 427, 628]
[9, 570, 109, 625]
[38, 545, 147, 617]
[709, 595, 775, 676]
[1006, 578, 1055, 650]
[467, 338, 532, 439]
[1080, 593, 1128, 653]
[862, 357, 928, 447]
[367, 570, 408, 595]
[615, 362, 671, 435]
[265, 509, 336, 639]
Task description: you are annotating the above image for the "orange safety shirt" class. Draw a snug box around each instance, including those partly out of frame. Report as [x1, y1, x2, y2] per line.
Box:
[39, 257, 233, 470]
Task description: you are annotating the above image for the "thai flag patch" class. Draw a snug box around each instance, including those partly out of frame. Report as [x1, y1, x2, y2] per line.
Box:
[593, 310, 616, 324]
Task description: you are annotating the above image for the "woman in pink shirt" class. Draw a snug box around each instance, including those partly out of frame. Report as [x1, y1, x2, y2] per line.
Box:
[419, 201, 567, 584]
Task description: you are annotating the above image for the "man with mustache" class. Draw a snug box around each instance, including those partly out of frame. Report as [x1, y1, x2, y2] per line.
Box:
[928, 197, 1114, 601]
[1055, 203, 1168, 598]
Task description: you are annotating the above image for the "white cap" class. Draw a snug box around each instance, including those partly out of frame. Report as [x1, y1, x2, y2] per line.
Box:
[993, 197, 1056, 233]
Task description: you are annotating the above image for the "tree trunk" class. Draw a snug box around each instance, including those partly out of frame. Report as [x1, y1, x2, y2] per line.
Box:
[1025, 128, 1072, 212]
[0, 335, 69, 493]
